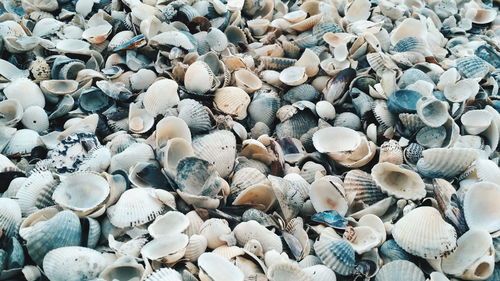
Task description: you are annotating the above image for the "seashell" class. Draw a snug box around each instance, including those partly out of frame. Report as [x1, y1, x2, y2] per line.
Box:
[379, 239, 413, 263]
[416, 126, 447, 148]
[147, 211, 189, 239]
[212, 245, 245, 261]
[416, 97, 449, 128]
[473, 159, 500, 183]
[177, 99, 211, 134]
[184, 234, 208, 261]
[299, 161, 326, 184]
[109, 142, 155, 172]
[213, 87, 250, 120]
[455, 56, 489, 79]
[40, 80, 78, 96]
[248, 88, 280, 128]
[155, 116, 191, 149]
[387, 89, 422, 114]
[267, 262, 312, 281]
[52, 172, 109, 217]
[398, 69, 434, 89]
[142, 79, 178, 116]
[392, 207, 457, 259]
[0, 100, 23, 127]
[248, 18, 270, 36]
[290, 14, 322, 32]
[198, 252, 244, 281]
[379, 140, 403, 165]
[284, 84, 319, 103]
[313, 237, 356, 276]
[128, 103, 154, 134]
[78, 87, 114, 114]
[323, 68, 356, 104]
[310, 176, 348, 216]
[4, 77, 45, 110]
[260, 56, 297, 70]
[372, 100, 396, 130]
[0, 198, 22, 238]
[192, 130, 237, 178]
[144, 268, 182, 281]
[56, 39, 91, 54]
[159, 137, 194, 173]
[416, 148, 479, 179]
[313, 127, 360, 159]
[333, 112, 361, 131]
[279, 66, 308, 86]
[391, 37, 428, 54]
[185, 210, 204, 237]
[184, 60, 217, 94]
[303, 264, 337, 281]
[460, 109, 493, 135]
[269, 175, 306, 221]
[3, 128, 41, 156]
[206, 27, 228, 52]
[375, 260, 425, 281]
[200, 218, 231, 249]
[345, 225, 380, 254]
[296, 49, 320, 77]
[43, 246, 107, 281]
[344, 169, 387, 205]
[439, 229, 494, 280]
[24, 210, 82, 265]
[233, 69, 262, 93]
[106, 187, 175, 228]
[443, 78, 480, 103]
[232, 182, 276, 211]
[99, 256, 144, 281]
[463, 182, 500, 234]
[141, 233, 189, 263]
[234, 220, 283, 253]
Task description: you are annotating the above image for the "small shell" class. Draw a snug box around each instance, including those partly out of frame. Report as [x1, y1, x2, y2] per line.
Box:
[148, 211, 190, 238]
[0, 100, 23, 127]
[379, 239, 413, 263]
[302, 264, 337, 281]
[184, 234, 208, 261]
[128, 103, 155, 134]
[247, 18, 270, 36]
[379, 140, 403, 165]
[198, 252, 244, 281]
[315, 101, 336, 121]
[4, 78, 45, 110]
[144, 268, 182, 281]
[143, 79, 180, 117]
[233, 69, 262, 93]
[313, 237, 356, 276]
[284, 84, 319, 103]
[279, 66, 308, 86]
[43, 247, 107, 281]
[199, 218, 232, 249]
[310, 176, 348, 216]
[213, 87, 251, 120]
[141, 233, 189, 263]
[392, 207, 457, 259]
[463, 182, 500, 234]
[443, 79, 480, 103]
[371, 162, 426, 200]
[40, 80, 78, 96]
[3, 129, 41, 155]
[375, 260, 425, 281]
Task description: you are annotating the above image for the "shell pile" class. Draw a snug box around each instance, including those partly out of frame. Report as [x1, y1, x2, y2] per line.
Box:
[0, 0, 499, 280]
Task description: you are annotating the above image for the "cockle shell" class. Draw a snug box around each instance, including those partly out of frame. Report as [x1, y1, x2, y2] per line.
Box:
[371, 162, 426, 200]
[143, 79, 180, 117]
[392, 207, 457, 259]
[200, 218, 232, 249]
[344, 169, 387, 205]
[416, 148, 479, 179]
[155, 116, 192, 148]
[233, 69, 262, 93]
[460, 109, 493, 135]
[184, 61, 217, 94]
[213, 87, 251, 120]
[148, 211, 190, 238]
[416, 97, 449, 128]
[192, 130, 237, 178]
[198, 252, 244, 281]
[0, 198, 22, 238]
[43, 247, 108, 281]
[177, 99, 212, 134]
[375, 260, 425, 281]
[16, 171, 58, 216]
[184, 234, 208, 261]
[463, 181, 500, 234]
[144, 268, 182, 281]
[158, 137, 194, 173]
[313, 237, 356, 276]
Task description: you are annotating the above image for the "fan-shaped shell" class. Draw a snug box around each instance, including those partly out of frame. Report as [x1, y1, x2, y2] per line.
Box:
[184, 234, 208, 261]
[192, 130, 236, 178]
[177, 99, 212, 134]
[184, 61, 217, 94]
[375, 260, 425, 281]
[16, 171, 58, 216]
[371, 162, 425, 200]
[3, 128, 40, 155]
[392, 207, 457, 259]
[43, 247, 107, 281]
[279, 66, 308, 86]
[200, 218, 232, 249]
[198, 252, 244, 281]
[463, 182, 500, 234]
[313, 237, 356, 276]
[143, 79, 180, 117]
[213, 87, 251, 120]
[416, 148, 479, 179]
[141, 233, 189, 263]
[303, 264, 337, 281]
[344, 169, 387, 205]
[0, 198, 22, 238]
[144, 268, 182, 281]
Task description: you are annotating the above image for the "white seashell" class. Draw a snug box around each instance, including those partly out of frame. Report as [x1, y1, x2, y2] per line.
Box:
[279, 66, 308, 86]
[206, 28, 228, 52]
[148, 211, 190, 238]
[389, 18, 427, 45]
[155, 116, 192, 148]
[233, 69, 262, 93]
[144, 268, 182, 281]
[371, 162, 426, 200]
[303, 264, 337, 281]
[392, 207, 457, 259]
[16, 171, 58, 216]
[443, 78, 480, 103]
[309, 176, 348, 215]
[4, 77, 45, 109]
[416, 97, 449, 128]
[184, 234, 208, 261]
[0, 198, 22, 238]
[296, 49, 320, 77]
[159, 137, 194, 173]
[106, 187, 175, 228]
[460, 109, 493, 135]
[248, 18, 270, 36]
[0, 100, 23, 127]
[3, 129, 41, 155]
[428, 272, 450, 281]
[58, 114, 99, 141]
[267, 262, 312, 281]
[312, 127, 361, 160]
[184, 61, 217, 94]
[232, 183, 276, 211]
[110, 142, 155, 172]
[143, 78, 180, 117]
[177, 99, 212, 134]
[52, 172, 109, 216]
[315, 101, 336, 120]
[234, 220, 283, 252]
[474, 159, 500, 183]
[416, 148, 479, 179]
[213, 87, 251, 120]
[198, 252, 244, 281]
[56, 39, 91, 54]
[200, 218, 232, 249]
[440, 229, 495, 280]
[375, 260, 425, 281]
[358, 214, 386, 247]
[463, 181, 500, 234]
[43, 246, 108, 281]
[344, 0, 371, 23]
[313, 237, 356, 276]
[98, 256, 144, 281]
[141, 233, 189, 263]
[150, 31, 196, 51]
[128, 103, 155, 134]
[346, 226, 380, 254]
[192, 130, 237, 178]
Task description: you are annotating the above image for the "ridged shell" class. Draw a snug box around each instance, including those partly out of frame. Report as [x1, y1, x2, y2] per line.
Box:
[310, 176, 348, 216]
[371, 162, 426, 200]
[0, 198, 22, 238]
[284, 84, 319, 103]
[16, 171, 58, 216]
[230, 167, 270, 199]
[455, 56, 489, 79]
[313, 238, 356, 276]
[185, 210, 204, 236]
[391, 37, 427, 54]
[302, 264, 337, 281]
[344, 169, 387, 205]
[184, 234, 208, 261]
[106, 188, 175, 228]
[392, 207, 457, 259]
[43, 246, 106, 281]
[184, 61, 216, 94]
[248, 88, 280, 128]
[213, 87, 251, 120]
[144, 268, 183, 281]
[379, 239, 413, 263]
[3, 129, 40, 155]
[178, 99, 212, 134]
[463, 182, 500, 234]
[416, 148, 479, 179]
[375, 260, 425, 281]
[143, 79, 180, 117]
[267, 262, 312, 281]
[192, 130, 237, 178]
[276, 110, 317, 139]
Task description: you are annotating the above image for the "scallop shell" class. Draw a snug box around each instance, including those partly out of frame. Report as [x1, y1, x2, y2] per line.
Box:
[0, 198, 22, 238]
[463, 181, 500, 234]
[143, 79, 180, 117]
[313, 237, 356, 276]
[375, 260, 425, 281]
[52, 172, 109, 216]
[267, 262, 312, 281]
[184, 234, 208, 261]
[0, 100, 23, 127]
[185, 210, 204, 236]
[344, 169, 387, 205]
[198, 252, 244, 281]
[416, 148, 479, 179]
[213, 87, 251, 120]
[392, 206, 457, 259]
[284, 84, 319, 103]
[155, 116, 192, 148]
[455, 56, 489, 79]
[16, 171, 58, 216]
[43, 247, 107, 281]
[230, 166, 271, 197]
[248, 88, 280, 128]
[269, 175, 306, 221]
[371, 162, 426, 200]
[192, 130, 237, 178]
[310, 176, 348, 216]
[200, 218, 232, 249]
[106, 187, 175, 228]
[144, 268, 182, 281]
[141, 233, 189, 263]
[177, 99, 212, 134]
[184, 61, 217, 94]
[234, 220, 283, 253]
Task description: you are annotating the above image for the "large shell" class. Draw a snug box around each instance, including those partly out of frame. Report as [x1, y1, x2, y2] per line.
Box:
[371, 162, 426, 200]
[4, 78, 45, 109]
[43, 246, 107, 281]
[313, 237, 356, 276]
[310, 176, 348, 216]
[106, 188, 175, 228]
[16, 171, 58, 216]
[392, 207, 457, 259]
[0, 198, 22, 238]
[416, 148, 479, 179]
[200, 218, 232, 249]
[192, 130, 237, 178]
[198, 252, 244, 281]
[463, 181, 500, 234]
[141, 233, 189, 263]
[148, 211, 190, 238]
[344, 169, 387, 205]
[213, 87, 251, 120]
[375, 260, 425, 281]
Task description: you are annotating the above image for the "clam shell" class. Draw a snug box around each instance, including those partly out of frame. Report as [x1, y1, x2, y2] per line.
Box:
[185, 210, 204, 237]
[455, 56, 489, 79]
[0, 100, 23, 127]
[344, 169, 387, 205]
[463, 181, 500, 234]
[279, 66, 308, 86]
[198, 252, 244, 281]
[416, 126, 447, 148]
[213, 87, 251, 120]
[234, 220, 283, 253]
[310, 176, 348, 216]
[144, 268, 182, 281]
[375, 260, 425, 281]
[379, 239, 413, 263]
[248, 88, 280, 128]
[106, 188, 175, 228]
[99, 256, 144, 281]
[177, 99, 212, 134]
[155, 116, 192, 148]
[184, 234, 208, 261]
[284, 84, 319, 103]
[267, 262, 312, 281]
[200, 218, 232, 249]
[371, 162, 426, 200]
[379, 140, 403, 165]
[460, 109, 493, 135]
[416, 148, 479, 179]
[416, 97, 449, 128]
[230, 167, 271, 198]
[192, 130, 237, 178]
[4, 77, 45, 109]
[392, 207, 457, 259]
[233, 69, 262, 93]
[443, 78, 480, 103]
[312, 127, 361, 159]
[110, 142, 155, 172]
[184, 61, 217, 94]
[141, 233, 189, 263]
[143, 79, 180, 117]
[0, 198, 22, 238]
[313, 237, 356, 276]
[43, 247, 107, 281]
[346, 226, 380, 254]
[159, 137, 194, 173]
[40, 80, 78, 96]
[147, 211, 189, 238]
[206, 27, 228, 52]
[269, 175, 306, 221]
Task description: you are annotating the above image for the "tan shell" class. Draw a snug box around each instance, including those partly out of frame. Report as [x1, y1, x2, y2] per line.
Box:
[40, 80, 78, 96]
[184, 234, 208, 261]
[213, 87, 251, 120]
[0, 99, 23, 127]
[463, 181, 500, 234]
[128, 103, 155, 134]
[267, 262, 312, 281]
[371, 162, 426, 200]
[309, 176, 348, 216]
[200, 218, 232, 249]
[233, 69, 262, 93]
